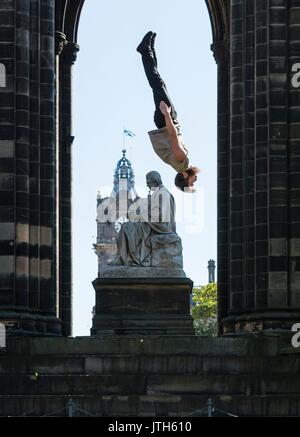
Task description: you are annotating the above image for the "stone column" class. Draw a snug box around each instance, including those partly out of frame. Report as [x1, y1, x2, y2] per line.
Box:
[58, 41, 79, 337]
[39, 0, 57, 320]
[211, 37, 231, 332]
[0, 0, 61, 335]
[222, 0, 300, 334]
[289, 1, 300, 315]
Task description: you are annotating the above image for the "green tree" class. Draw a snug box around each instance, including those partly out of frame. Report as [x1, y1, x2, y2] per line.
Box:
[192, 282, 218, 336]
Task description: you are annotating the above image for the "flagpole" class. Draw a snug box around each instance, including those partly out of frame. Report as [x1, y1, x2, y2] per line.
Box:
[123, 128, 135, 158]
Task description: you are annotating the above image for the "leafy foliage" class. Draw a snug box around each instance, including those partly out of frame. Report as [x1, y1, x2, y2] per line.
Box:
[192, 282, 218, 336]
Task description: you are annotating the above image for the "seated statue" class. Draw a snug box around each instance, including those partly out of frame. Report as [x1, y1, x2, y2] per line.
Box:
[114, 171, 183, 269]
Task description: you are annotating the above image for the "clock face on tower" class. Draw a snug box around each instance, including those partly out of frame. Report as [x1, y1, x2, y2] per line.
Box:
[114, 216, 128, 233]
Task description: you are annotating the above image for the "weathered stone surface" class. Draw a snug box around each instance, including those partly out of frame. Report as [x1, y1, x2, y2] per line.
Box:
[91, 278, 194, 336]
[0, 336, 299, 416]
[0, 393, 299, 417]
[99, 266, 186, 278]
[151, 234, 183, 268]
[4, 335, 283, 356]
[204, 0, 300, 334]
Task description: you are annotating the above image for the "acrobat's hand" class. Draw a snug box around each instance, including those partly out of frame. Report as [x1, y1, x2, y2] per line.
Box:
[160, 101, 171, 116]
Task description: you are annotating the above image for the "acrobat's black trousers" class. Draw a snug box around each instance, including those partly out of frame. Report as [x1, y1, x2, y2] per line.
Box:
[141, 49, 179, 129]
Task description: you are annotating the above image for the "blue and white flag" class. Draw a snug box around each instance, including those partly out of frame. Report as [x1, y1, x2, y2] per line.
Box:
[123, 128, 136, 138]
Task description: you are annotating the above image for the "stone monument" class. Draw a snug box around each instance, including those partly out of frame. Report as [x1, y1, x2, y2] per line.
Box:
[91, 171, 194, 336]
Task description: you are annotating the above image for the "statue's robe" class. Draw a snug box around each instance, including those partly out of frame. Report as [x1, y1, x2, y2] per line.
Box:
[117, 185, 176, 266]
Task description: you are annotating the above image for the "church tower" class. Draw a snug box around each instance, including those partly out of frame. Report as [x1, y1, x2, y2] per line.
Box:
[94, 150, 138, 275]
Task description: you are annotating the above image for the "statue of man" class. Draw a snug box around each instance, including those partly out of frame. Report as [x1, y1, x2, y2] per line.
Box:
[115, 171, 176, 267]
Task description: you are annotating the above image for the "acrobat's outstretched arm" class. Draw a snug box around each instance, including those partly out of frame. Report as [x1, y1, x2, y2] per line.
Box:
[160, 101, 187, 162]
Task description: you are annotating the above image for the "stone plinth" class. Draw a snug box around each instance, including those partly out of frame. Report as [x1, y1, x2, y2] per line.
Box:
[99, 267, 186, 279]
[222, 311, 300, 335]
[91, 278, 194, 336]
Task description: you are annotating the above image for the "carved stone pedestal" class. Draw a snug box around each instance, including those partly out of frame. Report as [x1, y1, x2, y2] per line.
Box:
[91, 277, 195, 336]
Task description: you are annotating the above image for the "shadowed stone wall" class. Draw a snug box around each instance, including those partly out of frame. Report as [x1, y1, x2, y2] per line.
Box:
[207, 0, 300, 334]
[0, 0, 60, 334]
[0, 335, 299, 417]
[0, 0, 84, 335]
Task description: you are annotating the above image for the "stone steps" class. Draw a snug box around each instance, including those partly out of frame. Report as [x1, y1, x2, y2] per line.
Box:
[5, 335, 285, 356]
[0, 335, 299, 416]
[0, 374, 300, 396]
[0, 354, 299, 375]
[0, 394, 299, 417]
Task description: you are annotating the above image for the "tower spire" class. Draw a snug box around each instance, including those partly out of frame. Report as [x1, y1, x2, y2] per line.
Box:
[113, 149, 135, 195]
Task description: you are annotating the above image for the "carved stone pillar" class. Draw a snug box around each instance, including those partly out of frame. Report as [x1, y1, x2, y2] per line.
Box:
[0, 0, 61, 335]
[58, 41, 80, 336]
[211, 37, 231, 333]
[222, 0, 300, 334]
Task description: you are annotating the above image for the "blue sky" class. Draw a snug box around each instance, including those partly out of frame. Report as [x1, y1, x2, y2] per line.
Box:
[73, 0, 217, 336]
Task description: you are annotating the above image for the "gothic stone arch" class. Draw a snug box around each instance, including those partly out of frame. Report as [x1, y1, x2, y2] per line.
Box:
[0, 0, 299, 336]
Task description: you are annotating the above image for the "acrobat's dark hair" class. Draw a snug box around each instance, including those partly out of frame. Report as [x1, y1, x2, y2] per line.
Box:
[174, 166, 200, 192]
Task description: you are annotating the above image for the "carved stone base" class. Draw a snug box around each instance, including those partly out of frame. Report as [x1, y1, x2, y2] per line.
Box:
[0, 310, 62, 336]
[222, 310, 300, 335]
[99, 267, 186, 279]
[91, 278, 195, 336]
